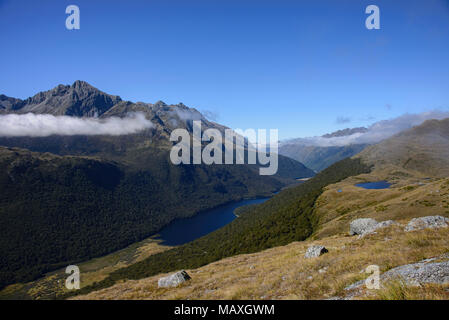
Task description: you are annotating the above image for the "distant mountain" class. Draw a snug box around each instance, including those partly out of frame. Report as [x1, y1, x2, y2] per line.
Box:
[322, 127, 368, 138]
[279, 143, 367, 172]
[0, 81, 314, 289]
[0, 81, 122, 117]
[358, 118, 449, 177]
[279, 127, 369, 172]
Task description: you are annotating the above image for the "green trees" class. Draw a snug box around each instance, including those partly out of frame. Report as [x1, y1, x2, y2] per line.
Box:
[0, 147, 282, 289]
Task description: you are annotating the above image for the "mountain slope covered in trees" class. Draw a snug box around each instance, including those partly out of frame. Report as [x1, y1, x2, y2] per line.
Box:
[0, 81, 314, 289]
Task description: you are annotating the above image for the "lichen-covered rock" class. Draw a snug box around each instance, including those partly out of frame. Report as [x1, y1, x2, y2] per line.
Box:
[345, 254, 449, 294]
[382, 260, 449, 285]
[405, 215, 449, 232]
[349, 218, 378, 235]
[359, 220, 398, 237]
[304, 245, 328, 258]
[158, 270, 191, 288]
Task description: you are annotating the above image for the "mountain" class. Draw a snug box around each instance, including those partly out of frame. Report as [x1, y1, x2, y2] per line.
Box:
[0, 81, 314, 179]
[279, 127, 369, 172]
[0, 81, 122, 117]
[358, 118, 449, 177]
[0, 81, 314, 289]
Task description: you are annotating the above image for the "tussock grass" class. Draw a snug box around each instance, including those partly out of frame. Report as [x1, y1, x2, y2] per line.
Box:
[73, 226, 449, 300]
[367, 280, 449, 300]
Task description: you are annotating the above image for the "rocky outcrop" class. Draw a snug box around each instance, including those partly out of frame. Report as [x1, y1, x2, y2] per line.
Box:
[158, 270, 191, 288]
[405, 215, 449, 232]
[349, 218, 398, 237]
[345, 254, 449, 295]
[349, 218, 379, 236]
[305, 245, 328, 258]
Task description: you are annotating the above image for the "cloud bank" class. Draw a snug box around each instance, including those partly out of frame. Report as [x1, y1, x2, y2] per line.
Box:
[284, 110, 449, 147]
[0, 112, 154, 137]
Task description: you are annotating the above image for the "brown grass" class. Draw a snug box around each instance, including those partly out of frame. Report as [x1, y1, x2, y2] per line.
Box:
[73, 226, 449, 300]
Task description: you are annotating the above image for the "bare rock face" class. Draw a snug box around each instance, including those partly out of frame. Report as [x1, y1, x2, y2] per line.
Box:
[405, 215, 449, 232]
[349, 218, 378, 236]
[158, 270, 191, 288]
[304, 245, 328, 258]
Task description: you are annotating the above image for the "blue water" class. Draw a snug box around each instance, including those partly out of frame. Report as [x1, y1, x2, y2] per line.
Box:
[355, 181, 391, 189]
[155, 197, 270, 246]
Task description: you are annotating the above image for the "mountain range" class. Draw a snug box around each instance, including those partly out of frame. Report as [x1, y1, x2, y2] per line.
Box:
[0, 81, 314, 289]
[279, 127, 369, 172]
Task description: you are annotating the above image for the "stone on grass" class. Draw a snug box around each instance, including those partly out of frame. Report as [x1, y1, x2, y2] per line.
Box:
[405, 215, 449, 232]
[304, 245, 328, 258]
[349, 218, 378, 236]
[158, 270, 191, 288]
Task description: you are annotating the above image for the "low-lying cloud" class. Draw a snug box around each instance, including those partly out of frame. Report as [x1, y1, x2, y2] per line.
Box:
[0, 112, 154, 137]
[284, 110, 449, 147]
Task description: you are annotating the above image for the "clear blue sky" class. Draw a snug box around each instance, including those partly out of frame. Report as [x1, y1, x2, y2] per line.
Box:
[1, 0, 449, 139]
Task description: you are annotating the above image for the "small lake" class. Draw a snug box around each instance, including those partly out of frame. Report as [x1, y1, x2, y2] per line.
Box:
[155, 197, 270, 246]
[355, 181, 391, 190]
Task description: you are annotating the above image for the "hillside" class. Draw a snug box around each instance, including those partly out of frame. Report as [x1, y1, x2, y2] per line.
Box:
[0, 145, 291, 290]
[61, 157, 370, 298]
[358, 118, 449, 177]
[279, 143, 368, 172]
[67, 117, 449, 300]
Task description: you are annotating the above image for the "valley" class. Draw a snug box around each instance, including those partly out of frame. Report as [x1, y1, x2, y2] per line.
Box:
[70, 168, 449, 300]
[64, 118, 449, 300]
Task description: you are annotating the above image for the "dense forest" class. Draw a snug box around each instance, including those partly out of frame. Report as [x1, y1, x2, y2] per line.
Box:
[67, 157, 371, 298]
[0, 146, 283, 289]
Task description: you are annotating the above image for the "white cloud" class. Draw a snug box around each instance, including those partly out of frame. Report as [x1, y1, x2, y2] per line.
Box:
[284, 110, 449, 147]
[0, 112, 154, 137]
[169, 107, 204, 122]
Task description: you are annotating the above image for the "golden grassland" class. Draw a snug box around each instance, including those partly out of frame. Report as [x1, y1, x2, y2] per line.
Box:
[72, 226, 449, 300]
[313, 167, 449, 239]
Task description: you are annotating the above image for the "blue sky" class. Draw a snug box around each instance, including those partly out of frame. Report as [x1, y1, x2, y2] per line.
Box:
[1, 0, 449, 139]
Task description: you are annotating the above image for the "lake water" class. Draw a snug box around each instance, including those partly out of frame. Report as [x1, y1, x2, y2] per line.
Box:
[155, 197, 270, 246]
[355, 181, 391, 189]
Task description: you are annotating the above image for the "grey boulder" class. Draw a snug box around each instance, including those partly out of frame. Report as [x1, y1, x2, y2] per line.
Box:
[304, 245, 328, 258]
[349, 218, 378, 236]
[405, 215, 449, 232]
[345, 254, 449, 293]
[158, 270, 191, 288]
